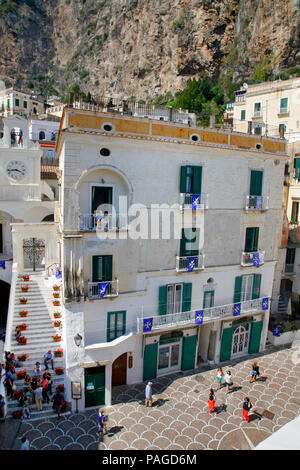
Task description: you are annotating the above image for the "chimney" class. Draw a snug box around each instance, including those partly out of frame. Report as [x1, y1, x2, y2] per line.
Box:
[168, 106, 173, 122]
[247, 121, 252, 134]
[210, 114, 216, 128]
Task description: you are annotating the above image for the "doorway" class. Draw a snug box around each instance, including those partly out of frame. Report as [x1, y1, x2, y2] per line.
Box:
[112, 353, 127, 386]
[84, 366, 105, 408]
[91, 186, 112, 213]
[157, 337, 182, 375]
[231, 323, 251, 358]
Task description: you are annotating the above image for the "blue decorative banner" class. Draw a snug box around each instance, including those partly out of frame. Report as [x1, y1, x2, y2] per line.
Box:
[195, 310, 204, 325]
[143, 318, 153, 333]
[262, 297, 269, 310]
[191, 194, 201, 210]
[0, 261, 5, 270]
[273, 325, 280, 337]
[98, 282, 110, 298]
[252, 252, 260, 266]
[55, 267, 62, 279]
[187, 256, 197, 272]
[255, 197, 263, 210]
[233, 303, 241, 316]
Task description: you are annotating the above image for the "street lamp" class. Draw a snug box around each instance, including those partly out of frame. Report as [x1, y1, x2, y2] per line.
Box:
[74, 333, 82, 347]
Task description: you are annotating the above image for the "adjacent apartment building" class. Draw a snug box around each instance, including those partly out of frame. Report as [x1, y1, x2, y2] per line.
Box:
[52, 107, 286, 410]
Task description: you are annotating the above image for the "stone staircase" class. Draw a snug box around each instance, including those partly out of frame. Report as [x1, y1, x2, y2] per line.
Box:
[278, 295, 288, 314]
[6, 271, 67, 421]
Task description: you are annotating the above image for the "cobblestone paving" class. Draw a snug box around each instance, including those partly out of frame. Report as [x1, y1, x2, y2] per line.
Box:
[11, 345, 300, 450]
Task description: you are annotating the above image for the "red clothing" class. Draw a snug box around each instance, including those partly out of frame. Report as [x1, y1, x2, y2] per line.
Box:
[243, 408, 250, 421]
[41, 379, 48, 389]
[208, 399, 216, 413]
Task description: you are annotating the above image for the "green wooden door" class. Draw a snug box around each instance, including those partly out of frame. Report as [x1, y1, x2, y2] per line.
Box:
[245, 227, 259, 252]
[220, 327, 233, 362]
[181, 335, 197, 371]
[92, 255, 112, 282]
[143, 343, 158, 381]
[84, 366, 105, 408]
[248, 321, 263, 354]
[250, 170, 263, 196]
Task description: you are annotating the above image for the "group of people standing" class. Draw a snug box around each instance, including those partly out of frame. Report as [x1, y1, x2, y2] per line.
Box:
[208, 362, 259, 421]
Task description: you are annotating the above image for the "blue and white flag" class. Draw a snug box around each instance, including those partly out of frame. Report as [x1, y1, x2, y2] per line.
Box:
[0, 261, 5, 270]
[195, 310, 204, 325]
[55, 267, 62, 279]
[187, 256, 197, 272]
[98, 282, 110, 298]
[143, 318, 153, 333]
[191, 194, 201, 210]
[233, 303, 241, 316]
[262, 297, 269, 310]
[252, 252, 260, 266]
[273, 325, 280, 337]
[255, 197, 263, 210]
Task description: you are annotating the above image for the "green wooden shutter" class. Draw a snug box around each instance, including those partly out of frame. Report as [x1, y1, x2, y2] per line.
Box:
[143, 343, 158, 381]
[234, 276, 242, 303]
[286, 248, 296, 265]
[291, 201, 299, 222]
[182, 283, 192, 312]
[180, 228, 200, 256]
[159, 285, 168, 315]
[180, 166, 187, 193]
[248, 321, 263, 354]
[92, 256, 103, 282]
[241, 110, 246, 120]
[192, 166, 202, 194]
[245, 227, 259, 252]
[252, 274, 262, 299]
[250, 170, 263, 196]
[181, 335, 197, 371]
[103, 255, 112, 281]
[220, 327, 233, 362]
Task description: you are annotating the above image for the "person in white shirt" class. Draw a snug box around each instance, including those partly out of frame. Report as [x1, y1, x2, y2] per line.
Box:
[20, 437, 29, 450]
[224, 370, 232, 394]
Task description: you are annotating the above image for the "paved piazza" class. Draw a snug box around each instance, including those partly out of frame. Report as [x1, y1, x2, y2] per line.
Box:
[7, 345, 300, 450]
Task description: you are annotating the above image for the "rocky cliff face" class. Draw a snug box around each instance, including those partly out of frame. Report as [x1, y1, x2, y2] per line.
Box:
[0, 0, 299, 100]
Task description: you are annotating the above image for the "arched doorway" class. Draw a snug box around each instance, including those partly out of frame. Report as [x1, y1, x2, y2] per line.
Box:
[231, 324, 250, 358]
[112, 353, 127, 387]
[0, 280, 10, 339]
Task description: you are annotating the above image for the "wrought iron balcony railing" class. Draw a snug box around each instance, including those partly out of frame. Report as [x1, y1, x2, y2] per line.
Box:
[245, 195, 269, 211]
[87, 280, 119, 299]
[176, 255, 205, 272]
[180, 193, 208, 210]
[241, 250, 265, 267]
[79, 213, 128, 231]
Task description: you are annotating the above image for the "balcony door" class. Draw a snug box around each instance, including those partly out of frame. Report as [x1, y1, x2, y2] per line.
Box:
[157, 332, 183, 375]
[91, 186, 112, 213]
[92, 255, 112, 282]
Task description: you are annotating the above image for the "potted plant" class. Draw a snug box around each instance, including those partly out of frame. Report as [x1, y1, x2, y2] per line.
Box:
[13, 389, 23, 400]
[54, 348, 63, 357]
[53, 300, 60, 306]
[17, 353, 29, 362]
[20, 297, 28, 304]
[53, 285, 60, 291]
[57, 383, 64, 392]
[16, 369, 27, 379]
[21, 285, 29, 292]
[19, 310, 28, 317]
[17, 336, 27, 345]
[54, 367, 64, 375]
[12, 409, 23, 419]
[17, 323, 27, 331]
[54, 312, 61, 318]
[53, 320, 61, 328]
[52, 334, 62, 342]
[22, 275, 30, 282]
[53, 292, 60, 298]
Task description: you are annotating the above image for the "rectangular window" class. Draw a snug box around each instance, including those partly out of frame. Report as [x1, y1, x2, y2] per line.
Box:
[294, 158, 300, 179]
[254, 126, 262, 135]
[166, 284, 183, 314]
[180, 228, 200, 256]
[180, 165, 202, 194]
[245, 227, 259, 253]
[241, 110, 246, 121]
[254, 102, 261, 115]
[7, 99, 10, 110]
[286, 248, 296, 266]
[280, 97, 288, 113]
[234, 274, 261, 303]
[291, 201, 299, 222]
[92, 255, 112, 282]
[15, 98, 19, 107]
[241, 275, 254, 301]
[23, 100, 27, 109]
[107, 311, 126, 342]
[203, 291, 214, 309]
[250, 170, 263, 196]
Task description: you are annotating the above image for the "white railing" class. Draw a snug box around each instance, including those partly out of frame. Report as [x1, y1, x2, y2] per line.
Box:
[253, 111, 262, 118]
[180, 193, 208, 210]
[0, 184, 40, 201]
[279, 107, 288, 114]
[137, 296, 269, 333]
[176, 254, 205, 272]
[79, 213, 128, 231]
[241, 250, 265, 267]
[245, 195, 269, 211]
[87, 280, 119, 299]
[284, 264, 296, 275]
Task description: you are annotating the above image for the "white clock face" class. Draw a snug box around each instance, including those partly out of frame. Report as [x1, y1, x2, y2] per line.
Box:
[6, 160, 26, 181]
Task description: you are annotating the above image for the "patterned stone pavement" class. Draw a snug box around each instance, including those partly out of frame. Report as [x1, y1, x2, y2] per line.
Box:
[7, 344, 300, 450]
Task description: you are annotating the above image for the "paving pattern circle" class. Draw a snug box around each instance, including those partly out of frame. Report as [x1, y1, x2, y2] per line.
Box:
[9, 345, 300, 450]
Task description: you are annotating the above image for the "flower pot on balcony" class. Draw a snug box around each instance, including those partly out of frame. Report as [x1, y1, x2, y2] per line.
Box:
[53, 312, 61, 318]
[20, 298, 27, 304]
[52, 335, 61, 342]
[53, 320, 61, 328]
[53, 285, 60, 291]
[17, 336, 27, 345]
[22, 275, 30, 282]
[54, 367, 64, 375]
[54, 348, 63, 357]
[17, 353, 29, 362]
[16, 369, 27, 380]
[17, 323, 27, 331]
[19, 310, 28, 317]
[53, 293, 60, 298]
[21, 285, 29, 292]
[53, 300, 60, 306]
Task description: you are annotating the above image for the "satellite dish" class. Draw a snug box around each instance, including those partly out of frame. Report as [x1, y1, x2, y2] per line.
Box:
[243, 83, 248, 89]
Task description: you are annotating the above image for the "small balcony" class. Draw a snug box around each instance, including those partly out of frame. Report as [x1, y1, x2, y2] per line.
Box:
[278, 107, 289, 116]
[252, 111, 263, 119]
[137, 296, 269, 334]
[180, 193, 208, 210]
[176, 254, 205, 272]
[87, 280, 119, 299]
[241, 250, 265, 267]
[284, 264, 296, 276]
[245, 195, 269, 211]
[79, 213, 128, 231]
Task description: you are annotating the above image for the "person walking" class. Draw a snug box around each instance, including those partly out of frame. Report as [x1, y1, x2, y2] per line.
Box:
[43, 350, 54, 370]
[224, 370, 232, 394]
[208, 388, 216, 414]
[242, 396, 252, 422]
[97, 408, 107, 436]
[249, 362, 260, 383]
[216, 368, 224, 390]
[20, 436, 30, 450]
[4, 366, 15, 399]
[43, 370, 53, 395]
[52, 389, 63, 419]
[145, 381, 153, 407]
[34, 384, 43, 411]
[41, 376, 50, 404]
